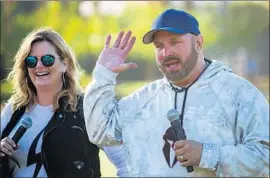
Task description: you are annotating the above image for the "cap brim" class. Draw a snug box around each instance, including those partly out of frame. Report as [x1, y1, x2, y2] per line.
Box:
[142, 27, 188, 44]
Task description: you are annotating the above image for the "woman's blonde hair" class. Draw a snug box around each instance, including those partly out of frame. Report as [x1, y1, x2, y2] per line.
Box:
[7, 27, 82, 112]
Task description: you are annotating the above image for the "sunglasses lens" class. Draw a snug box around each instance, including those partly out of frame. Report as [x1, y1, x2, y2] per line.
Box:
[41, 55, 55, 67]
[25, 56, 37, 68]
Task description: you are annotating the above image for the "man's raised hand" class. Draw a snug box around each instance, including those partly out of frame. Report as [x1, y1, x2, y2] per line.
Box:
[97, 31, 138, 73]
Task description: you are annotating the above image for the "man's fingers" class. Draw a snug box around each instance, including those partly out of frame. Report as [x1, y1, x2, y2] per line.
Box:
[123, 36, 136, 55]
[113, 31, 124, 48]
[117, 63, 138, 72]
[180, 160, 193, 167]
[112, 62, 138, 73]
[105, 35, 111, 48]
[175, 148, 185, 157]
[119, 31, 132, 50]
[174, 140, 186, 149]
[123, 62, 138, 70]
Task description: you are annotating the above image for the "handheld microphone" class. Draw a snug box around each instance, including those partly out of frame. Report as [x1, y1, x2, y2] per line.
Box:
[0, 117, 32, 168]
[167, 109, 194, 173]
[11, 117, 32, 144]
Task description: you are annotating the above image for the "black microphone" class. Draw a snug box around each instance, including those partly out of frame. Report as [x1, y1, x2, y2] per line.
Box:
[11, 117, 32, 144]
[167, 109, 194, 173]
[2, 117, 32, 167]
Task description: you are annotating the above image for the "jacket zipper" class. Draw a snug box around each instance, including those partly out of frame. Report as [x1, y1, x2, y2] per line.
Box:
[41, 113, 65, 177]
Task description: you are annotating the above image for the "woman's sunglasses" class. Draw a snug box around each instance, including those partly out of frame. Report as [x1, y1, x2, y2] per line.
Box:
[25, 54, 56, 68]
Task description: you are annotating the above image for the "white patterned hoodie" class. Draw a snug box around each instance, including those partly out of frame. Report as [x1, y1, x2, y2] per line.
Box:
[84, 59, 269, 177]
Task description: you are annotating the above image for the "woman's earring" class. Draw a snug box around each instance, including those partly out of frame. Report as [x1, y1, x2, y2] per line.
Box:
[62, 72, 67, 88]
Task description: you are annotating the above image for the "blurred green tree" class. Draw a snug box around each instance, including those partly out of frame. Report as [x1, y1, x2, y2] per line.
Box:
[1, 1, 268, 102]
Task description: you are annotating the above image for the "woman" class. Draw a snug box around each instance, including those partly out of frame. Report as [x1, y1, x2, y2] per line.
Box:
[0, 27, 127, 177]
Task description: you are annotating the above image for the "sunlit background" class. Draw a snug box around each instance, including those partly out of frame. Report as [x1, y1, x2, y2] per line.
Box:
[1, 1, 269, 176]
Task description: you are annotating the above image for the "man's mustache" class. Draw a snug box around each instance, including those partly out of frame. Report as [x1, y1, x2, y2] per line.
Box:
[162, 56, 181, 66]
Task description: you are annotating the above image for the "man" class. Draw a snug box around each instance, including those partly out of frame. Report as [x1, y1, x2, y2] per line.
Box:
[83, 9, 269, 177]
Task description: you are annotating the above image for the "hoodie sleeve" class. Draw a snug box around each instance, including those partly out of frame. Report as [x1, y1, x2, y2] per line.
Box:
[83, 63, 123, 147]
[199, 86, 269, 177]
[102, 145, 129, 177]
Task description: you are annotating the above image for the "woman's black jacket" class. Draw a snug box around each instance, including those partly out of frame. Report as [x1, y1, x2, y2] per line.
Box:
[0, 95, 101, 178]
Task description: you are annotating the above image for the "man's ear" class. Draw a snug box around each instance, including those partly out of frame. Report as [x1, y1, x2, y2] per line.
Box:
[195, 34, 203, 52]
[61, 58, 68, 73]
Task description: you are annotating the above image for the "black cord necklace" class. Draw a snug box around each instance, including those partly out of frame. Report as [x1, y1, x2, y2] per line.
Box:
[170, 59, 211, 126]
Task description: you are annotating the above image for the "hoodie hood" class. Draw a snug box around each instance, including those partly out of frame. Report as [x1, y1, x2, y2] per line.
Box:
[162, 59, 233, 90]
[200, 59, 232, 84]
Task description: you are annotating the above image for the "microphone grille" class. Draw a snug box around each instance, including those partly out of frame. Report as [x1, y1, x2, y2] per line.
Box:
[167, 109, 180, 122]
[21, 117, 32, 129]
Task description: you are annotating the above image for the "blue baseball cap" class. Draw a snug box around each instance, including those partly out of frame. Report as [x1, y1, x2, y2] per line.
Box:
[143, 9, 200, 44]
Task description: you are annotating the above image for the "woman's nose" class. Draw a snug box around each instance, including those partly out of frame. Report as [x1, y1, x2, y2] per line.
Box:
[35, 58, 44, 67]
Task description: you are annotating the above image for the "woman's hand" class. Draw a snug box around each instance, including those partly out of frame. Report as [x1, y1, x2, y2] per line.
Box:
[0, 137, 18, 157]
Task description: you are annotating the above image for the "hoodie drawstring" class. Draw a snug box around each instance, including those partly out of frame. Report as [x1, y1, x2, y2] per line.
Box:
[170, 60, 210, 126]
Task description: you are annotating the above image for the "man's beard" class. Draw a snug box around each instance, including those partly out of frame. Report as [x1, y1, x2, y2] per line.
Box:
[157, 45, 199, 83]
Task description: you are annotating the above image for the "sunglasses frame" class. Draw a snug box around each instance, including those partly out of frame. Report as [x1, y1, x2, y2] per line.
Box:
[25, 54, 56, 68]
